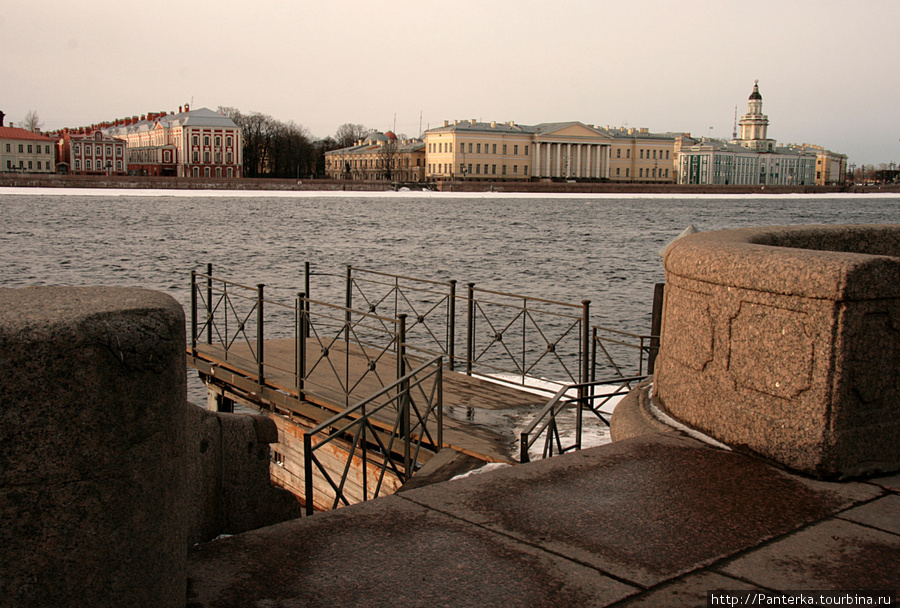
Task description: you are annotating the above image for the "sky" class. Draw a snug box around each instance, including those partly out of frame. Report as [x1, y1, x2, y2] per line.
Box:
[3, 0, 898, 166]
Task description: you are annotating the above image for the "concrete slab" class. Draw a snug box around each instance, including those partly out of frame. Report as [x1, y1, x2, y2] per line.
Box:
[186, 495, 638, 608]
[838, 494, 900, 536]
[612, 571, 761, 607]
[719, 518, 900, 591]
[401, 433, 880, 587]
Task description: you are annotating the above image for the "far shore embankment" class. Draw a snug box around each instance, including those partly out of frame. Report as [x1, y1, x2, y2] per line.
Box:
[2, 173, 899, 196]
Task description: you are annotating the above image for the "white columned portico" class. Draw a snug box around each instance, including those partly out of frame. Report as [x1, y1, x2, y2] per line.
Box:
[534, 142, 542, 178]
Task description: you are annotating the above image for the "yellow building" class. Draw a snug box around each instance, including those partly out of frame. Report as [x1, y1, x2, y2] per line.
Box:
[325, 131, 425, 182]
[598, 126, 679, 182]
[423, 120, 680, 182]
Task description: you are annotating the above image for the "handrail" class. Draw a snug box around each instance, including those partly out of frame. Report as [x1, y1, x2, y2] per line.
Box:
[303, 356, 443, 514]
[520, 375, 647, 463]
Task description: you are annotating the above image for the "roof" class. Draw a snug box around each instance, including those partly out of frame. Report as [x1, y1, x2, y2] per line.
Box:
[426, 120, 536, 135]
[0, 126, 55, 142]
[102, 107, 237, 137]
[325, 140, 425, 156]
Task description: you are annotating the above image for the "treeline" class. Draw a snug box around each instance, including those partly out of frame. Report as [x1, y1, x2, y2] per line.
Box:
[217, 108, 378, 179]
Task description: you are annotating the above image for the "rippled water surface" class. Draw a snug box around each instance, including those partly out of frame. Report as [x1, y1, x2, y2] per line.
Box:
[3, 190, 897, 333]
[3, 189, 897, 446]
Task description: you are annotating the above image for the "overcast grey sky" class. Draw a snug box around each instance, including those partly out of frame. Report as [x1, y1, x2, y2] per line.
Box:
[3, 0, 897, 166]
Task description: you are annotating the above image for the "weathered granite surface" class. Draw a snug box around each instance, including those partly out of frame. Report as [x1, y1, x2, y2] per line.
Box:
[655, 224, 900, 478]
[0, 287, 188, 607]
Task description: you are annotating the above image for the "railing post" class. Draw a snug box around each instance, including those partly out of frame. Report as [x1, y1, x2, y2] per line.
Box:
[190, 270, 197, 357]
[304, 262, 311, 338]
[578, 300, 591, 451]
[397, 314, 410, 477]
[297, 292, 306, 398]
[344, 265, 352, 345]
[648, 282, 665, 374]
[206, 263, 212, 345]
[448, 280, 456, 371]
[257, 283, 265, 387]
[303, 433, 314, 516]
[466, 282, 475, 376]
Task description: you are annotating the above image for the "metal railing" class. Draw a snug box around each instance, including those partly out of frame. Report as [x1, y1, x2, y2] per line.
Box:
[463, 284, 591, 390]
[303, 356, 443, 514]
[591, 325, 659, 380]
[346, 266, 457, 368]
[191, 266, 410, 409]
[519, 375, 647, 463]
[298, 293, 407, 408]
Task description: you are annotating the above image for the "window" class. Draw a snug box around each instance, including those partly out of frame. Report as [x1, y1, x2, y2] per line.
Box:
[193, 151, 199, 162]
[204, 136, 210, 146]
[492, 165, 496, 174]
[502, 165, 507, 175]
[514, 145, 518, 155]
[503, 145, 507, 154]
[626, 150, 631, 159]
[475, 164, 480, 174]
[4, 143, 9, 152]
[106, 146, 112, 156]
[640, 150, 644, 159]
[18, 144, 24, 153]
[616, 148, 621, 158]
[513, 165, 518, 174]
[616, 168, 620, 176]
[27, 145, 33, 153]
[492, 144, 497, 154]
[86, 159, 92, 170]
[37, 161, 41, 170]
[117, 160, 122, 171]
[45, 145, 50, 154]
[215, 136, 221, 147]
[476, 143, 481, 153]
[227, 152, 233, 163]
[226, 136, 233, 147]
[524, 165, 528, 175]
[524, 145, 529, 155]
[192, 135, 199, 146]
[626, 168, 630, 177]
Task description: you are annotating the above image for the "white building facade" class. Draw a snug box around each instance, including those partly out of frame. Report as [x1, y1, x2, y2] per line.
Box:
[678, 82, 835, 187]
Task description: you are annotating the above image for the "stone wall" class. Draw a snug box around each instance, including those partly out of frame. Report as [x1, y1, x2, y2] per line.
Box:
[0, 287, 300, 607]
[654, 224, 900, 478]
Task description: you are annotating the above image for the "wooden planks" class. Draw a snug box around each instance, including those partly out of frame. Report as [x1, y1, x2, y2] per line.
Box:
[192, 337, 547, 464]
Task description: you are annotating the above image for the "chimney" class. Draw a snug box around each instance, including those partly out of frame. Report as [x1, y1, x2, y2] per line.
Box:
[491, 121, 496, 128]
[470, 119, 476, 125]
[443, 120, 449, 127]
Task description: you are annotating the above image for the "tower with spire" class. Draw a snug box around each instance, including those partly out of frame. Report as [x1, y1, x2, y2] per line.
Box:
[734, 80, 776, 152]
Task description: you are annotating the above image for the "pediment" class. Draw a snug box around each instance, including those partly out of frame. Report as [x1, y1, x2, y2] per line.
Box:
[535, 122, 614, 142]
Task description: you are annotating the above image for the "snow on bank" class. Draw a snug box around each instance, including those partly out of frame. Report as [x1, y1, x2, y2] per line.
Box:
[3, 186, 899, 200]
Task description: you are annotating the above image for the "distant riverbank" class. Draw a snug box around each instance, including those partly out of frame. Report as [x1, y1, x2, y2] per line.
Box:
[3, 173, 897, 196]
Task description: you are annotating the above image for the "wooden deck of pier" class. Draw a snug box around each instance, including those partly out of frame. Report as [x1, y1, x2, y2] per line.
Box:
[188, 338, 550, 465]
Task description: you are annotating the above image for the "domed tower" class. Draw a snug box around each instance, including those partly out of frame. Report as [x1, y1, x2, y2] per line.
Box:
[736, 80, 775, 152]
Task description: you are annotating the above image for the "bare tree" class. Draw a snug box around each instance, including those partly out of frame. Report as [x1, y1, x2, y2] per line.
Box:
[335, 123, 371, 148]
[378, 139, 399, 181]
[22, 110, 43, 132]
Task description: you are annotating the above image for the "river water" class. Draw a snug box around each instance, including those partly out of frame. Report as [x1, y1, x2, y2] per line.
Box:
[2, 188, 898, 417]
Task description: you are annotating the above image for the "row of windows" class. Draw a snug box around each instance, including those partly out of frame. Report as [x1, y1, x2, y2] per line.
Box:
[72, 144, 123, 157]
[73, 159, 123, 171]
[429, 163, 529, 176]
[614, 148, 671, 160]
[5, 143, 52, 154]
[6, 160, 51, 170]
[191, 134, 234, 148]
[429, 141, 529, 156]
[191, 150, 234, 164]
[191, 166, 235, 178]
